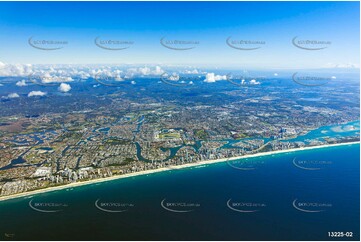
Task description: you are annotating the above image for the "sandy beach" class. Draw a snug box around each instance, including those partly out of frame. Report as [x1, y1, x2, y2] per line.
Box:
[0, 141, 359, 202]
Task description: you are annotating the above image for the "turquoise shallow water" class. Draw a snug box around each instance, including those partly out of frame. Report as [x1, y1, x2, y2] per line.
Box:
[0, 143, 359, 240]
[285, 120, 360, 143]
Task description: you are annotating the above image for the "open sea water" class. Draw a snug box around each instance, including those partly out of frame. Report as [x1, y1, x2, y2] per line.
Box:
[0, 143, 359, 240]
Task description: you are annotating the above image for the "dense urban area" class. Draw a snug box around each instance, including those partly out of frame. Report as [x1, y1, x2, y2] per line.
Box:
[0, 69, 359, 196]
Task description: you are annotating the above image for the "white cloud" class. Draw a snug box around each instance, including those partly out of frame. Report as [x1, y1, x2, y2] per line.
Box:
[58, 83, 71, 92]
[2, 93, 20, 99]
[324, 63, 359, 69]
[28, 91, 47, 97]
[203, 73, 227, 83]
[127, 66, 164, 76]
[138, 67, 151, 75]
[167, 73, 180, 81]
[114, 75, 124, 81]
[184, 69, 199, 74]
[0, 62, 33, 77]
[154, 66, 163, 75]
[16, 79, 27, 87]
[8, 93, 20, 98]
[249, 79, 260, 85]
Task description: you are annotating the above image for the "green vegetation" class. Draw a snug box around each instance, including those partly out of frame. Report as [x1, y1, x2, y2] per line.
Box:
[194, 129, 209, 140]
[232, 133, 250, 139]
[122, 157, 134, 165]
[158, 132, 180, 139]
[107, 157, 134, 166]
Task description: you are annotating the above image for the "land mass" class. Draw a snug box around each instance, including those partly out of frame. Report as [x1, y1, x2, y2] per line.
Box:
[0, 141, 359, 202]
[0, 72, 360, 199]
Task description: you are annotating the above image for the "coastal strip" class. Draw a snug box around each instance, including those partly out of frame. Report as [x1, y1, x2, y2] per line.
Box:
[0, 141, 359, 202]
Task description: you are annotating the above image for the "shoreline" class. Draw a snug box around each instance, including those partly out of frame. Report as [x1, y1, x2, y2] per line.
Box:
[0, 141, 359, 203]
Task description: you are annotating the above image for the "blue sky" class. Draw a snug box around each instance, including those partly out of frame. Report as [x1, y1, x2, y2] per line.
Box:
[0, 1, 359, 68]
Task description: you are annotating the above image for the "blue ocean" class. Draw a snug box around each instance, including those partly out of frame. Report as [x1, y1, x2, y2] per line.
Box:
[0, 143, 359, 240]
